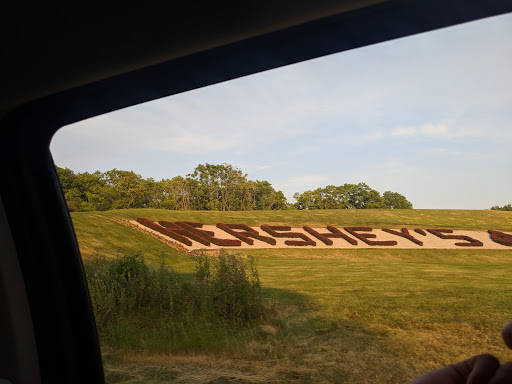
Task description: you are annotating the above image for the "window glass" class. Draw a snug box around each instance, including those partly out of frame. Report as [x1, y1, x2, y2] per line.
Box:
[51, 13, 512, 384]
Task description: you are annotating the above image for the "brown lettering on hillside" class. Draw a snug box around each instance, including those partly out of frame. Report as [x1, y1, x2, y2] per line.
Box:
[344, 227, 397, 246]
[261, 225, 316, 246]
[488, 230, 512, 246]
[427, 229, 483, 247]
[303, 226, 358, 245]
[216, 223, 276, 245]
[172, 221, 241, 246]
[137, 218, 194, 246]
[133, 218, 511, 249]
[382, 228, 423, 246]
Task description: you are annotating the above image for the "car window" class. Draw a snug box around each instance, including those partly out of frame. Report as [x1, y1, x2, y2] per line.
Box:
[50, 13, 512, 384]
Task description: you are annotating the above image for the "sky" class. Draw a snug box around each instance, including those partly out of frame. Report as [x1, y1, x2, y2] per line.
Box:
[50, 13, 512, 209]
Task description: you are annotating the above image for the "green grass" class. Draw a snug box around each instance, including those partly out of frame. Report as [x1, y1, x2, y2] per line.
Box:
[253, 250, 512, 382]
[70, 209, 512, 383]
[73, 207, 512, 231]
[71, 212, 187, 265]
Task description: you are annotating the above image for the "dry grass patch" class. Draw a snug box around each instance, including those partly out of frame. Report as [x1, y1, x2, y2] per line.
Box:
[103, 350, 317, 383]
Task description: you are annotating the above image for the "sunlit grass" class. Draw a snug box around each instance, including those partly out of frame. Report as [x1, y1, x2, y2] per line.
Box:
[254, 251, 512, 382]
[71, 209, 512, 383]
[73, 208, 512, 231]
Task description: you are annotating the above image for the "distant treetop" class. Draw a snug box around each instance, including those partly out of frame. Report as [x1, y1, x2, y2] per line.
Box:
[56, 163, 413, 212]
[56, 163, 287, 212]
[490, 204, 512, 211]
[293, 183, 412, 210]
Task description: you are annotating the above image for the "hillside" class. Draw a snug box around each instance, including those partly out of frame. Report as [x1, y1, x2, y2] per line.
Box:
[71, 208, 512, 260]
[70, 208, 512, 383]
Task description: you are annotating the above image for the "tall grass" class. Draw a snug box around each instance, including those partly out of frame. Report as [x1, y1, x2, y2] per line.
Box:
[84, 250, 272, 353]
[193, 251, 264, 324]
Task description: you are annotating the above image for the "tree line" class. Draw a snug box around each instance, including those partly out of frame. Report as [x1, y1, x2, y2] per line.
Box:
[293, 183, 412, 210]
[56, 163, 288, 212]
[490, 204, 512, 211]
[56, 163, 413, 212]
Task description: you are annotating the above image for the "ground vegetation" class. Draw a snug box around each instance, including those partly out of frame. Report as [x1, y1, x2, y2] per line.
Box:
[69, 209, 512, 383]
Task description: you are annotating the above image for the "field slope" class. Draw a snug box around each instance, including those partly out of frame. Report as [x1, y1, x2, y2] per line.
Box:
[71, 209, 512, 383]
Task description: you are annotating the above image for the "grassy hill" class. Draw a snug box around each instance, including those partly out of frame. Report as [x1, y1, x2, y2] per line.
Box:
[73, 207, 512, 229]
[70, 209, 512, 383]
[71, 208, 512, 260]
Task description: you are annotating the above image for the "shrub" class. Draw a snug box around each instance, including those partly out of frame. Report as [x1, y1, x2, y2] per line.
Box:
[85, 251, 153, 325]
[427, 229, 483, 247]
[344, 227, 397, 246]
[217, 223, 255, 245]
[216, 223, 277, 245]
[85, 250, 267, 329]
[382, 228, 423, 246]
[193, 250, 264, 324]
[174, 221, 242, 247]
[137, 217, 193, 246]
[488, 230, 512, 246]
[159, 220, 211, 246]
[260, 224, 316, 246]
[326, 226, 358, 245]
[303, 225, 358, 245]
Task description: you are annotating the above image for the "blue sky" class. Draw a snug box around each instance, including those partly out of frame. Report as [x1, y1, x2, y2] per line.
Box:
[51, 13, 512, 209]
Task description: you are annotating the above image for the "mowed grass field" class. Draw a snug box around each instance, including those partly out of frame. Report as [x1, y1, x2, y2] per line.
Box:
[71, 209, 512, 383]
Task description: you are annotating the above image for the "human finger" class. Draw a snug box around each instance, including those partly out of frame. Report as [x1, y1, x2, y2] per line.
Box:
[466, 354, 501, 384]
[503, 322, 512, 350]
[412, 354, 500, 384]
[489, 362, 512, 384]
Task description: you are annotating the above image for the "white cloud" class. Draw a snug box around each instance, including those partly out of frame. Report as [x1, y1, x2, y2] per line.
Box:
[383, 122, 482, 141]
[420, 123, 482, 139]
[422, 147, 446, 153]
[364, 131, 385, 140]
[391, 126, 417, 136]
[420, 123, 450, 137]
[364, 123, 481, 142]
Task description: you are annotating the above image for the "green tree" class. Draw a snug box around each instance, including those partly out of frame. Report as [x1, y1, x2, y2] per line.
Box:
[104, 169, 145, 209]
[294, 183, 409, 210]
[159, 176, 197, 210]
[141, 178, 161, 208]
[74, 171, 110, 211]
[343, 183, 385, 209]
[491, 204, 512, 211]
[293, 190, 317, 210]
[252, 180, 287, 210]
[56, 164, 290, 212]
[56, 167, 85, 211]
[383, 191, 413, 209]
[189, 163, 248, 211]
